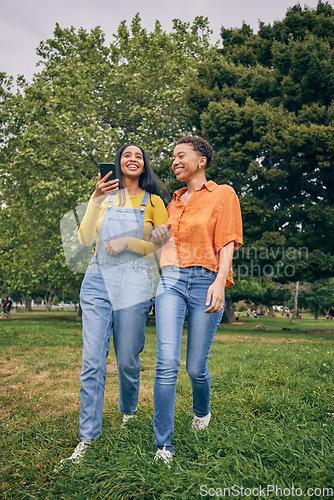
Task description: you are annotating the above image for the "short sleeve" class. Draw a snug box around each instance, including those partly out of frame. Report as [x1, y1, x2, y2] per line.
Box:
[214, 187, 243, 253]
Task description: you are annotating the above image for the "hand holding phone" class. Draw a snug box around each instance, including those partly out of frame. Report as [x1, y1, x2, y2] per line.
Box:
[100, 163, 116, 182]
[94, 162, 119, 203]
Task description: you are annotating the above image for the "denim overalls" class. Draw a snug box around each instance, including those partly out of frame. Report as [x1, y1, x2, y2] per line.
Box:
[79, 191, 153, 442]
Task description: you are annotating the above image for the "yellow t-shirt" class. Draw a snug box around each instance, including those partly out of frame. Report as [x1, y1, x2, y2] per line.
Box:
[78, 190, 168, 256]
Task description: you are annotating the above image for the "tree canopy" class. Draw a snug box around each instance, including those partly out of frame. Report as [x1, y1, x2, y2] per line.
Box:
[0, 5, 333, 309]
[0, 16, 215, 302]
[186, 1, 334, 284]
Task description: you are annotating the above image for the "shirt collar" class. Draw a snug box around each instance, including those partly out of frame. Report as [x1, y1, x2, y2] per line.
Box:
[173, 180, 217, 200]
[204, 180, 217, 192]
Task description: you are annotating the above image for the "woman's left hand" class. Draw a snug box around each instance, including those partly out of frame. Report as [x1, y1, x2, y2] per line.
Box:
[105, 237, 130, 255]
[150, 223, 172, 245]
[205, 276, 226, 313]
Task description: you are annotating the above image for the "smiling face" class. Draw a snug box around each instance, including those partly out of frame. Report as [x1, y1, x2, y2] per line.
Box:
[120, 145, 145, 180]
[172, 143, 206, 182]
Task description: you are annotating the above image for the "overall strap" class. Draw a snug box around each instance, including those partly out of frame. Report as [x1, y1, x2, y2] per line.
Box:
[108, 194, 115, 204]
[140, 191, 150, 207]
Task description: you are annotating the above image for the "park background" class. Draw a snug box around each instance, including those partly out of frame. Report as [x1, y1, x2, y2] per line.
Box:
[1, 0, 334, 498]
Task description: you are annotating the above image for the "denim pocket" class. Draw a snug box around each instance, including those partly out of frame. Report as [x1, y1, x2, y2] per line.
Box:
[85, 256, 99, 275]
[162, 265, 179, 272]
[202, 268, 217, 280]
[145, 268, 154, 294]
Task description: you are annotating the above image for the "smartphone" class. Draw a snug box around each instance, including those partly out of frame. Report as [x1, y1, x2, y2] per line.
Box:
[100, 162, 116, 182]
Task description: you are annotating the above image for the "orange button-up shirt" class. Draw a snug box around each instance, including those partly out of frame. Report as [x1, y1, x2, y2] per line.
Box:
[160, 181, 243, 288]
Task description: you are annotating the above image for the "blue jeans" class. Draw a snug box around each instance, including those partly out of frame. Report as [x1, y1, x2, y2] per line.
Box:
[79, 258, 152, 442]
[153, 266, 224, 451]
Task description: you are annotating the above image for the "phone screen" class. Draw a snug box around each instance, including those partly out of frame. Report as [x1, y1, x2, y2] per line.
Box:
[100, 163, 116, 182]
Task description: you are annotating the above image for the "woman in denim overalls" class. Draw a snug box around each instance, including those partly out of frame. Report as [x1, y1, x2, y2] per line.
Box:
[57, 145, 168, 467]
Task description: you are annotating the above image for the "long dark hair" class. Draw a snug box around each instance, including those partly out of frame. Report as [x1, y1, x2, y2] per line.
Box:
[114, 144, 169, 205]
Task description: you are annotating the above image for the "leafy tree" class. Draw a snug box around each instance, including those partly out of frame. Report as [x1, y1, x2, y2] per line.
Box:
[186, 1, 334, 285]
[0, 16, 215, 305]
[223, 275, 292, 321]
[299, 278, 334, 319]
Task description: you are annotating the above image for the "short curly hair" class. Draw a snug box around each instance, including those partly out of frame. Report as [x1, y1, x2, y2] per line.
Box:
[176, 136, 213, 168]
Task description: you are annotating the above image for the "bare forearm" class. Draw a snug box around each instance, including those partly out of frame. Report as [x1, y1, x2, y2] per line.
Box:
[205, 241, 235, 313]
[216, 241, 235, 283]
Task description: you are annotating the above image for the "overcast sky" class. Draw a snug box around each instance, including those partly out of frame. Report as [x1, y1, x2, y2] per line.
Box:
[1, 0, 331, 82]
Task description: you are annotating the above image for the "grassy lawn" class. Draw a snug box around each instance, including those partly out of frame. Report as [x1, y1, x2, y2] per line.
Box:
[0, 314, 333, 499]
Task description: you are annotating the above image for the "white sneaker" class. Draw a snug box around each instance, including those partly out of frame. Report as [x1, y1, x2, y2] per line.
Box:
[54, 442, 90, 471]
[154, 446, 174, 466]
[191, 412, 211, 430]
[121, 413, 137, 428]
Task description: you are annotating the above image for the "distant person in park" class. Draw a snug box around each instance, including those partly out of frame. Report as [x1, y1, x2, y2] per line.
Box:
[56, 144, 168, 468]
[2, 297, 12, 319]
[150, 136, 243, 464]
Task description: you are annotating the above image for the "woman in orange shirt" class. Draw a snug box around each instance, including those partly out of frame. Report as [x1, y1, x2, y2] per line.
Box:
[151, 136, 243, 464]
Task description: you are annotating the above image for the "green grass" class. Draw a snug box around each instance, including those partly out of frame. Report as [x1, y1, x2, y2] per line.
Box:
[0, 315, 333, 499]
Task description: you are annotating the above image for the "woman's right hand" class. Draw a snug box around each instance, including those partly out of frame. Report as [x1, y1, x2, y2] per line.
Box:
[150, 224, 172, 245]
[93, 172, 119, 204]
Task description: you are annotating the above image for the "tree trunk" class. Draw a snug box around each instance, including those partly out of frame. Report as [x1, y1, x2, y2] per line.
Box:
[44, 289, 53, 311]
[314, 303, 319, 320]
[76, 303, 82, 321]
[222, 299, 234, 323]
[267, 305, 274, 317]
[291, 281, 299, 323]
[25, 298, 32, 312]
